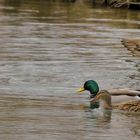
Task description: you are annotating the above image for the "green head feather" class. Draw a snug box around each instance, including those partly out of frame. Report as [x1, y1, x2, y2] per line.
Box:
[77, 80, 100, 109]
[84, 80, 99, 96]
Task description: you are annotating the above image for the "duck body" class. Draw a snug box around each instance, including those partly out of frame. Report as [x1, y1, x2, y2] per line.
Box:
[108, 88, 140, 103]
[91, 90, 140, 112]
[77, 80, 140, 109]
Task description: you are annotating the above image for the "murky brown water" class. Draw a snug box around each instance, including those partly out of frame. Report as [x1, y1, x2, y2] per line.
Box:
[0, 0, 140, 140]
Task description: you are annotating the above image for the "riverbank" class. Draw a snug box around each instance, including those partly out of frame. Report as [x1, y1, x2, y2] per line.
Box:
[92, 0, 140, 9]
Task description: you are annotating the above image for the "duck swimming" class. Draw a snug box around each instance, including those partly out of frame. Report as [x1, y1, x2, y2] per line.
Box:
[77, 80, 140, 109]
[90, 90, 140, 112]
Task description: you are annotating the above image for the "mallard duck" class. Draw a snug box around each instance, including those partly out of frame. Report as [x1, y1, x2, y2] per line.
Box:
[77, 80, 140, 109]
[90, 90, 140, 112]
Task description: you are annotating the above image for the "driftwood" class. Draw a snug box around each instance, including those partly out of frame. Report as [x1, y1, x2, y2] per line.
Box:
[121, 38, 140, 56]
[113, 100, 140, 112]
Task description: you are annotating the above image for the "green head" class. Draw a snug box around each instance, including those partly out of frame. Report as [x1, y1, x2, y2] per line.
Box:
[77, 80, 99, 97]
[77, 80, 100, 109]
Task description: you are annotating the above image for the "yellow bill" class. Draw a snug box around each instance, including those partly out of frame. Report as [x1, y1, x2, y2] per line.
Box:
[77, 87, 85, 93]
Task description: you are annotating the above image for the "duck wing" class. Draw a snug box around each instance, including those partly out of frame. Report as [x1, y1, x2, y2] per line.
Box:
[108, 89, 140, 97]
[111, 95, 137, 104]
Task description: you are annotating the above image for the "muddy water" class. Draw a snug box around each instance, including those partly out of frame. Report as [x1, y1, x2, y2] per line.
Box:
[0, 0, 140, 140]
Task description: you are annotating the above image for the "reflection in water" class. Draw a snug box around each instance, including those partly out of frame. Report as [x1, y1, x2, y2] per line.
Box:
[86, 109, 112, 124]
[0, 0, 140, 140]
[1, 0, 140, 28]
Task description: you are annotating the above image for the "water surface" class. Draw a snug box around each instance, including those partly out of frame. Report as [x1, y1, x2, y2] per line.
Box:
[0, 0, 140, 140]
